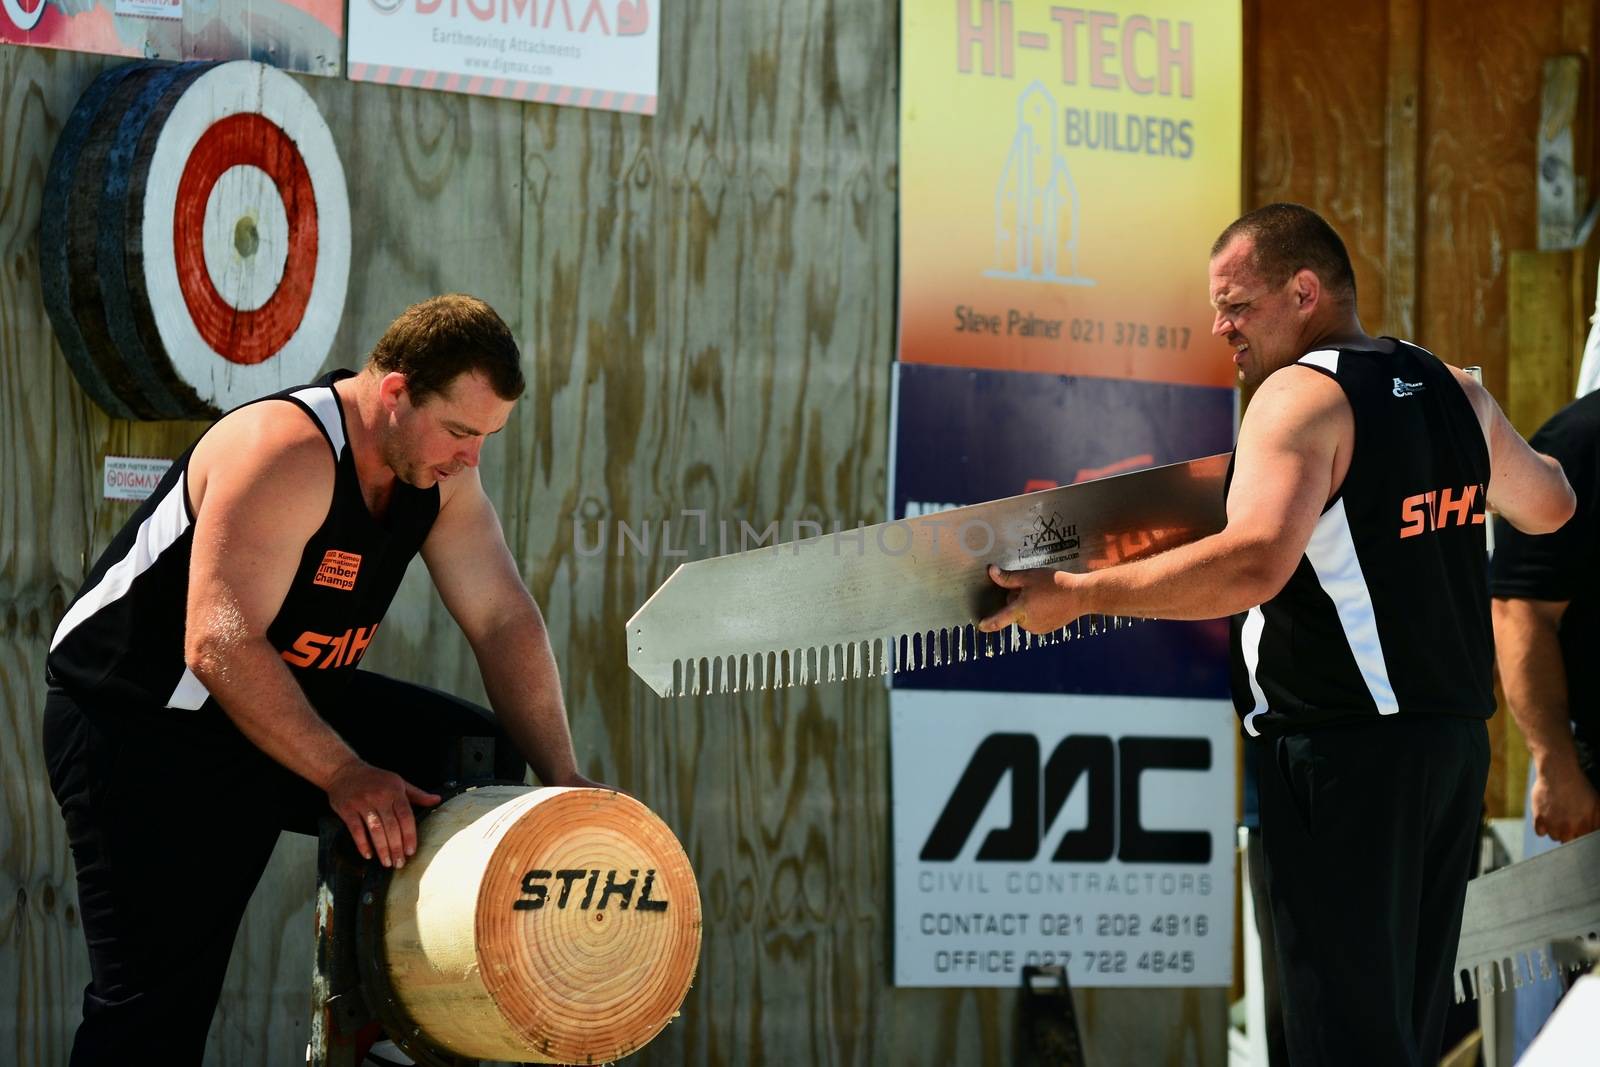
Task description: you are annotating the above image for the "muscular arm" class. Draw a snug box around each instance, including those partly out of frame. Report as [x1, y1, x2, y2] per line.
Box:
[1448, 366, 1575, 534]
[423, 473, 589, 787]
[1493, 596, 1600, 841]
[185, 408, 437, 866]
[1494, 597, 1574, 761]
[185, 414, 356, 784]
[982, 366, 1343, 630]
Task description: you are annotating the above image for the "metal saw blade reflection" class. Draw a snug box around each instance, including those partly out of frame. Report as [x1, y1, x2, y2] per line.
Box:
[625, 455, 1230, 698]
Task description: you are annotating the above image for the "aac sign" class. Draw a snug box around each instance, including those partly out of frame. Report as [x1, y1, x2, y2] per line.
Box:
[891, 690, 1235, 989]
[920, 732, 1212, 864]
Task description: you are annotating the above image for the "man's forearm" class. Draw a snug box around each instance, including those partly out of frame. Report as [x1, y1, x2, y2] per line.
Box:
[473, 608, 580, 785]
[1492, 598, 1578, 771]
[1074, 528, 1289, 621]
[190, 637, 359, 790]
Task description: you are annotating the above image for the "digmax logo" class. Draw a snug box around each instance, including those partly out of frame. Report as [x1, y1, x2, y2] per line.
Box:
[920, 733, 1212, 864]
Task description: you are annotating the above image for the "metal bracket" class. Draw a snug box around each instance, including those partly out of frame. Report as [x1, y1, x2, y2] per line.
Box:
[1017, 963, 1088, 1067]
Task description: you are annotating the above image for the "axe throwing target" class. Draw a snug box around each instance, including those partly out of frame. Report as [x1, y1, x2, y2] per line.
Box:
[41, 60, 350, 419]
[1, 0, 46, 32]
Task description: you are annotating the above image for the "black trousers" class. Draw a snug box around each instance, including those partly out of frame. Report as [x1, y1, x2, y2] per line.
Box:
[43, 673, 524, 1067]
[1256, 714, 1489, 1067]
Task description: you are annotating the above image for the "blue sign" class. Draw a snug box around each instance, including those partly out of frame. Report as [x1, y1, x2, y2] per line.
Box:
[890, 363, 1236, 697]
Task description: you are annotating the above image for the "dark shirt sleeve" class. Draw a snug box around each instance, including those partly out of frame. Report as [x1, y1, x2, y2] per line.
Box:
[1490, 397, 1600, 601]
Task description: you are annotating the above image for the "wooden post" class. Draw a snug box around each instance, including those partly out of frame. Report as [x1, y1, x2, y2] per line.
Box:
[1508, 248, 1584, 437]
[1538, 56, 1585, 251]
[1384, 0, 1423, 340]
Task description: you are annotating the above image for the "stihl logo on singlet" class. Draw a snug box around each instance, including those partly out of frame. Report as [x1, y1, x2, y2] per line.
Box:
[281, 624, 380, 669]
[312, 549, 362, 591]
[1398, 484, 1486, 539]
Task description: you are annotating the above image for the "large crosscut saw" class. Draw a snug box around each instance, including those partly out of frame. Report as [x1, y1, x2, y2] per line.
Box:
[625, 454, 1229, 698]
[1453, 829, 1600, 1002]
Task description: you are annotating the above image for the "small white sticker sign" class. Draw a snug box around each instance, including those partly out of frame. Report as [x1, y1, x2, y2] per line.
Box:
[104, 456, 173, 502]
[114, 0, 184, 19]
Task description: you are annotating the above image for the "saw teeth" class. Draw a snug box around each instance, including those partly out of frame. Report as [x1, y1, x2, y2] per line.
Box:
[650, 614, 1151, 696]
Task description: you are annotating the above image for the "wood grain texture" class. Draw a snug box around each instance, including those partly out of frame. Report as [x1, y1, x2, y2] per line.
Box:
[16, 0, 1595, 1062]
[1418, 0, 1566, 401]
[2, 43, 120, 1067]
[0, 633, 80, 1067]
[1244, 0, 1392, 331]
[1384, 0, 1422, 339]
[1417, 0, 1572, 821]
[1508, 249, 1581, 438]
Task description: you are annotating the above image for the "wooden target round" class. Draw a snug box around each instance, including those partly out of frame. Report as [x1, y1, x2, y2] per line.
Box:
[40, 60, 349, 419]
[383, 786, 702, 1064]
[42, 61, 171, 420]
[1, 0, 46, 32]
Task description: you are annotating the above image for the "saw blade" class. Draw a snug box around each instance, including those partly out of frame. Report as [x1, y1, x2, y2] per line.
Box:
[625, 454, 1229, 697]
[1453, 829, 1600, 1002]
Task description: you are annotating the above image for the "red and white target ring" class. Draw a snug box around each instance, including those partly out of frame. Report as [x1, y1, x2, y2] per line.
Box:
[2, 0, 47, 32]
[173, 112, 317, 365]
[143, 62, 349, 410]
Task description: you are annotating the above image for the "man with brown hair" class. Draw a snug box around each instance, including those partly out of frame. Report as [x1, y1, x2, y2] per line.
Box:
[983, 204, 1575, 1064]
[44, 294, 601, 1064]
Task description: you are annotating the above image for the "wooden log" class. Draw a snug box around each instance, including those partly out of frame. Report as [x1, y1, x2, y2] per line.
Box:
[383, 785, 701, 1063]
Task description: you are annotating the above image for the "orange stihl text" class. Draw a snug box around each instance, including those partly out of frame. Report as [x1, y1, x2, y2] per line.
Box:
[1398, 485, 1486, 539]
[281, 624, 380, 669]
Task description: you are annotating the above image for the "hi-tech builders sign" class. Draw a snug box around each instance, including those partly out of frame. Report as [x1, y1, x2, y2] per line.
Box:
[892, 690, 1234, 987]
[348, 0, 659, 113]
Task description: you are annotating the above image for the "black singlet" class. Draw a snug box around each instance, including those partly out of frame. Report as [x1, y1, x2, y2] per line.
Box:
[47, 371, 439, 712]
[1228, 340, 1494, 737]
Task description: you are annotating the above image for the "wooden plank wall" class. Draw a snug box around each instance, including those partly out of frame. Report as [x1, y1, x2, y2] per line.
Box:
[1245, 0, 1600, 818]
[1, 4, 1227, 1064]
[7, 0, 1592, 1062]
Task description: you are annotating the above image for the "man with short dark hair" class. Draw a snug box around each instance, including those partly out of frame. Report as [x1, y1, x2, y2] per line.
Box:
[982, 203, 1576, 1065]
[43, 294, 602, 1064]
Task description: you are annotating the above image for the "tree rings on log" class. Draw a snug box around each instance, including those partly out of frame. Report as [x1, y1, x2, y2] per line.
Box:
[40, 60, 350, 420]
[383, 786, 702, 1064]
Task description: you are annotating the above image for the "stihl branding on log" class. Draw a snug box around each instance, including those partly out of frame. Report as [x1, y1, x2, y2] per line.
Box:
[513, 868, 671, 912]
